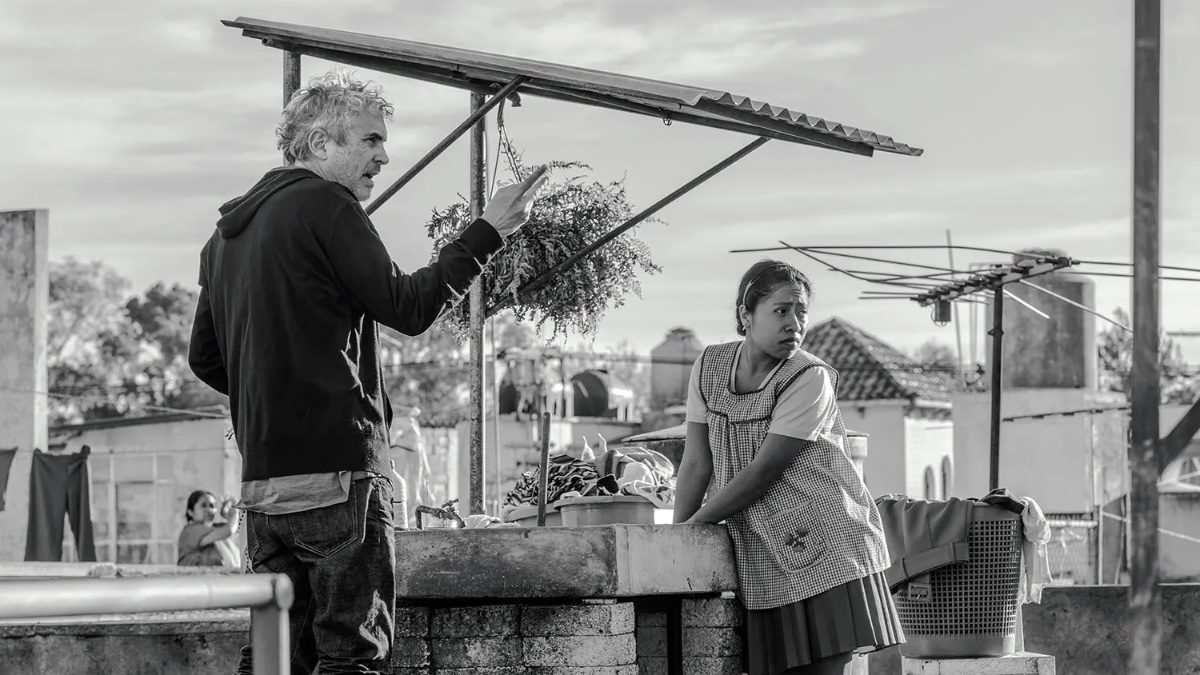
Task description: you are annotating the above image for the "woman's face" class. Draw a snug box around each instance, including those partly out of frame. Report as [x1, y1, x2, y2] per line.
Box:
[742, 282, 810, 360]
[189, 494, 218, 524]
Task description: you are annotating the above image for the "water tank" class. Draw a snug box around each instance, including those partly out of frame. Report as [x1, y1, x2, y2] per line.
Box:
[498, 377, 524, 415]
[498, 369, 635, 418]
[986, 249, 1097, 389]
[650, 327, 704, 411]
[571, 369, 634, 418]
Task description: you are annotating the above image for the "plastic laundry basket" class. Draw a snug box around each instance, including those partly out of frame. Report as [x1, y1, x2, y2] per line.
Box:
[894, 503, 1023, 659]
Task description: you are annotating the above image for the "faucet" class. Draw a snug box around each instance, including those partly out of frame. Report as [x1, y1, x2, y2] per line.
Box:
[415, 499, 467, 530]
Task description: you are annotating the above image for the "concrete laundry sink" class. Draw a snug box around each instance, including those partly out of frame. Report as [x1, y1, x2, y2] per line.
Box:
[394, 523, 736, 600]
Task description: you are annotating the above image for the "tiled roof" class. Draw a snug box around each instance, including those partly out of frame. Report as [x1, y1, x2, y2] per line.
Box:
[804, 317, 953, 404]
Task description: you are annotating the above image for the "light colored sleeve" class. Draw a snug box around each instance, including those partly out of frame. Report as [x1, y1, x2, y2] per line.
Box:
[768, 367, 836, 440]
[684, 356, 708, 424]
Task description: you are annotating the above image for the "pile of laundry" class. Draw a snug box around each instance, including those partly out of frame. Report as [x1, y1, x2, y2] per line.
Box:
[504, 453, 599, 507]
[503, 435, 677, 512]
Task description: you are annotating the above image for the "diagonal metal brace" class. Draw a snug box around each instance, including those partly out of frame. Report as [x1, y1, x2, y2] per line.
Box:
[485, 135, 770, 317]
[365, 76, 528, 215]
[1161, 398, 1200, 470]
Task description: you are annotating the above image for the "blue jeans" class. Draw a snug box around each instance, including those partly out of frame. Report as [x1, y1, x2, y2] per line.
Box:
[236, 477, 395, 675]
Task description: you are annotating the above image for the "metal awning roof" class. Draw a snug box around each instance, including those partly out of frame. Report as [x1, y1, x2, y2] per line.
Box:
[222, 17, 923, 158]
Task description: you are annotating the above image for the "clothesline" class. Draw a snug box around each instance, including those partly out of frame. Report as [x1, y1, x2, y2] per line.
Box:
[1003, 406, 1131, 422]
[0, 385, 227, 421]
[1101, 510, 1200, 546]
[0, 446, 230, 455]
[87, 446, 233, 457]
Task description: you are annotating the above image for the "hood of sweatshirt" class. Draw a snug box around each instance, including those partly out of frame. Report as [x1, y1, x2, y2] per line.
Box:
[216, 167, 320, 239]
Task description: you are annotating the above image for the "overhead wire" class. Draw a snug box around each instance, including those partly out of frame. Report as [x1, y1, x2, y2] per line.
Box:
[1019, 280, 1132, 333]
[1003, 289, 1050, 320]
[1075, 259, 1200, 275]
[1074, 270, 1200, 282]
[733, 243, 1200, 280]
[776, 242, 936, 291]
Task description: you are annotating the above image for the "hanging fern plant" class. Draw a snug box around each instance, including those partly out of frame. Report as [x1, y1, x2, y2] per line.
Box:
[426, 139, 661, 341]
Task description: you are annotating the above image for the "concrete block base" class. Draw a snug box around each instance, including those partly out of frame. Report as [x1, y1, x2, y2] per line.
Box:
[390, 601, 643, 673]
[638, 655, 741, 675]
[902, 652, 1056, 675]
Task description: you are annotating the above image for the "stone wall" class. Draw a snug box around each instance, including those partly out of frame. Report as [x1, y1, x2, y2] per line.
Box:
[390, 599, 730, 674]
[1023, 584, 1200, 675]
[0, 612, 247, 675]
[0, 597, 745, 674]
[13, 573, 1200, 673]
[869, 584, 1200, 674]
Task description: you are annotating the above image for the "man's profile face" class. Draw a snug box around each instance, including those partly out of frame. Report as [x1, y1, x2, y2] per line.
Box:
[321, 112, 390, 202]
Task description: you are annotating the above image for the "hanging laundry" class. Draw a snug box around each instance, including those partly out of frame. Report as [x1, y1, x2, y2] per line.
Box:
[0, 447, 17, 512]
[24, 447, 97, 562]
[1019, 496, 1053, 604]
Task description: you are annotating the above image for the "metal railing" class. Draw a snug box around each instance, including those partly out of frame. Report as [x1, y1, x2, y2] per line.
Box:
[0, 573, 293, 675]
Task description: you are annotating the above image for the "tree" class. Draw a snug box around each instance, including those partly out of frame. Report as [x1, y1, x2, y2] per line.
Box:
[379, 311, 552, 429]
[1098, 307, 1197, 404]
[906, 338, 986, 392]
[379, 322, 470, 429]
[47, 259, 225, 425]
[910, 339, 958, 372]
[124, 281, 227, 412]
[47, 258, 141, 423]
[126, 281, 196, 363]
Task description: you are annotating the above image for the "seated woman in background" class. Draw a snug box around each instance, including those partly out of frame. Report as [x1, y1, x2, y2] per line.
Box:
[177, 490, 242, 568]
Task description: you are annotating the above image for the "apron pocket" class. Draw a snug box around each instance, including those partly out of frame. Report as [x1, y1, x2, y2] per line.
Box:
[765, 503, 827, 572]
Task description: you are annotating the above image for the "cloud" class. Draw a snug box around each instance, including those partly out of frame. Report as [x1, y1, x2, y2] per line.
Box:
[6, 0, 1200, 362]
[664, 39, 867, 81]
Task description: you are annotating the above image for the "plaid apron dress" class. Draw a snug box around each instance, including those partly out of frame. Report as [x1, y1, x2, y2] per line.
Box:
[697, 341, 891, 611]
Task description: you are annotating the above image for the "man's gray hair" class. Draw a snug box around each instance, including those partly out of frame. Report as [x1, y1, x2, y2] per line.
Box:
[276, 70, 395, 164]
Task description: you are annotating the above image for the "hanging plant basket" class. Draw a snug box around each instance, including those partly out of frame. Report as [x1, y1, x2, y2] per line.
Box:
[426, 145, 661, 341]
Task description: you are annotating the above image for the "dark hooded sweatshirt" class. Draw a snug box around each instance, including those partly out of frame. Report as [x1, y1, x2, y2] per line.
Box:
[188, 167, 503, 482]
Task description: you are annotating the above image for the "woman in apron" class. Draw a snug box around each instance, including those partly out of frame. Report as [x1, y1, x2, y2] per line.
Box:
[673, 260, 903, 675]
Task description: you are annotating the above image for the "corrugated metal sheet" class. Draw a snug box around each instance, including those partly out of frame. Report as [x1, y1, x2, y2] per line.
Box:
[222, 17, 923, 158]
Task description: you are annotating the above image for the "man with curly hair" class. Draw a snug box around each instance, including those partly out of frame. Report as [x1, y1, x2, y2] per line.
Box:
[189, 69, 547, 674]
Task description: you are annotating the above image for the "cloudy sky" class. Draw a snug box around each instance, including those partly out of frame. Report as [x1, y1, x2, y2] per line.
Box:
[5, 0, 1200, 363]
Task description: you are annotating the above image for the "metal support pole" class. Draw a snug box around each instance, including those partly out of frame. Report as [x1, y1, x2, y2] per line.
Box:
[251, 603, 289, 675]
[366, 77, 526, 216]
[0, 574, 292, 674]
[283, 51, 301, 107]
[988, 286, 1004, 491]
[487, 136, 770, 316]
[946, 230, 965, 384]
[468, 92, 488, 515]
[537, 411, 551, 527]
[491, 316, 503, 515]
[1130, 1, 1162, 673]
